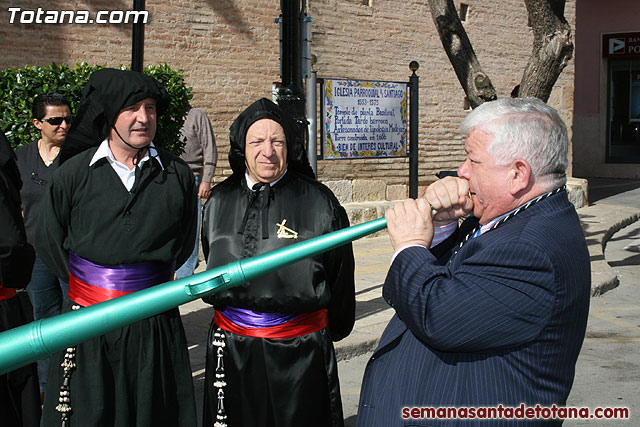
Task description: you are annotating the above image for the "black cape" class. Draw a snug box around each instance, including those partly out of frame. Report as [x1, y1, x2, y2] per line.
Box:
[36, 146, 198, 426]
[201, 99, 355, 427]
[0, 131, 40, 427]
[36, 68, 197, 426]
[0, 132, 35, 288]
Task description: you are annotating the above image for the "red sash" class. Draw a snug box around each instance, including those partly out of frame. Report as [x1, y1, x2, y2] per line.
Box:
[0, 285, 17, 301]
[68, 272, 132, 307]
[67, 251, 174, 307]
[214, 308, 328, 339]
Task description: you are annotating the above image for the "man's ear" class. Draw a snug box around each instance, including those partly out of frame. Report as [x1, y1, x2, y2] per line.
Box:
[33, 118, 42, 131]
[509, 159, 532, 195]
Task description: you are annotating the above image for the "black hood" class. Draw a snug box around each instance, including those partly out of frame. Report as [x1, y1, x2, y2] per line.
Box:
[0, 130, 22, 195]
[228, 98, 314, 179]
[0, 130, 14, 168]
[60, 68, 170, 163]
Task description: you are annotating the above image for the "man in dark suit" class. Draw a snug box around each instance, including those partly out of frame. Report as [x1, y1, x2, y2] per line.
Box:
[357, 98, 590, 426]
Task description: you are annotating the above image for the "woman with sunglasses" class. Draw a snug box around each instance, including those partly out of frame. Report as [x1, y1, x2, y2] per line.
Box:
[15, 92, 72, 403]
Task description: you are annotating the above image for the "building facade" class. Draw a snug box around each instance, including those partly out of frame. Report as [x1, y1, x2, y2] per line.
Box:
[1, 0, 577, 193]
[573, 0, 640, 179]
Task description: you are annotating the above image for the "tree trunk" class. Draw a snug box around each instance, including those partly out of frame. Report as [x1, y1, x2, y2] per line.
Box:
[427, 0, 497, 108]
[518, 0, 573, 102]
[429, 0, 572, 105]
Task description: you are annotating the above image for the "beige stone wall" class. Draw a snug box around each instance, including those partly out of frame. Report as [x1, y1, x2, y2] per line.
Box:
[0, 0, 576, 188]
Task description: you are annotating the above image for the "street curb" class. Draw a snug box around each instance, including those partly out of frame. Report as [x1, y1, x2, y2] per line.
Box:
[577, 204, 640, 296]
[336, 339, 380, 362]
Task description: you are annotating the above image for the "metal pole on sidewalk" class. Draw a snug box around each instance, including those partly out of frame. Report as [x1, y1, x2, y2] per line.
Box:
[302, 6, 317, 175]
[277, 0, 306, 140]
[131, 0, 145, 72]
[409, 61, 420, 199]
[306, 63, 318, 175]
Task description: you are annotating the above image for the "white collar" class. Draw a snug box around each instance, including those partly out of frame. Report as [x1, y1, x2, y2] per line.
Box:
[89, 138, 164, 170]
[244, 169, 288, 190]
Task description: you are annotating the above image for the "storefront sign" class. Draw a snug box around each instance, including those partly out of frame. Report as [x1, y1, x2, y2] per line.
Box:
[322, 78, 407, 159]
[603, 32, 640, 58]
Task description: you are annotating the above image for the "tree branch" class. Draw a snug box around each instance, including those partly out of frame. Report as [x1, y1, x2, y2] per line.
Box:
[428, 0, 497, 108]
[518, 0, 573, 101]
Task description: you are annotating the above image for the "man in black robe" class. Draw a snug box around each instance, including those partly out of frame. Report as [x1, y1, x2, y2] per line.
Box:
[0, 130, 40, 427]
[35, 69, 198, 426]
[201, 98, 355, 427]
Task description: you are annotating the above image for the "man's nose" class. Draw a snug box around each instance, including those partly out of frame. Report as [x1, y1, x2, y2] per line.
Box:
[261, 141, 275, 157]
[457, 159, 469, 178]
[136, 105, 149, 122]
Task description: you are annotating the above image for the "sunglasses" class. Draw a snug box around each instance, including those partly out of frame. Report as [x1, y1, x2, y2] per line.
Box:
[40, 116, 72, 126]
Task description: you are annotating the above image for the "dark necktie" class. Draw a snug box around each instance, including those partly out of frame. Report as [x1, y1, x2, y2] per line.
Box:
[238, 182, 272, 239]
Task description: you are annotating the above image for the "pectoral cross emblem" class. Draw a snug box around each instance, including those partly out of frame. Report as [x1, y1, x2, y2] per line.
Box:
[276, 219, 298, 239]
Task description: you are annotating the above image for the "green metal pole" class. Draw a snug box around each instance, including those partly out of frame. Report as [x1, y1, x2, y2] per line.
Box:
[0, 217, 386, 375]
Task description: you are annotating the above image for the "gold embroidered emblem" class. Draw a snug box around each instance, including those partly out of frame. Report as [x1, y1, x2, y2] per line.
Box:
[276, 219, 298, 239]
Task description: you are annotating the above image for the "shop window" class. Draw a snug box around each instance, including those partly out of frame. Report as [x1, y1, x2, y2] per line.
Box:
[607, 58, 640, 163]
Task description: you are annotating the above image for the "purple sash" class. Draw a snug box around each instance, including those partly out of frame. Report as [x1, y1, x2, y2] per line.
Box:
[68, 251, 175, 306]
[217, 306, 297, 328]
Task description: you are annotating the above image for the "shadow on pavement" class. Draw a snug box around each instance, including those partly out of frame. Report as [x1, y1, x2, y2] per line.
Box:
[582, 177, 640, 203]
[356, 296, 388, 321]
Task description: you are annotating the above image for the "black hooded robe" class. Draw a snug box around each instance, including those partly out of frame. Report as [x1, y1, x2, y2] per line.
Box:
[0, 132, 40, 427]
[201, 99, 355, 427]
[34, 69, 198, 427]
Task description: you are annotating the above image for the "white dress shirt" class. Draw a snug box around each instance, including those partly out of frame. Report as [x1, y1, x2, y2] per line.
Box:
[89, 139, 164, 191]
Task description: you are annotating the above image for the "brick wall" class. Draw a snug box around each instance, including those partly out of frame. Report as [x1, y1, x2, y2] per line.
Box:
[0, 0, 575, 188]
